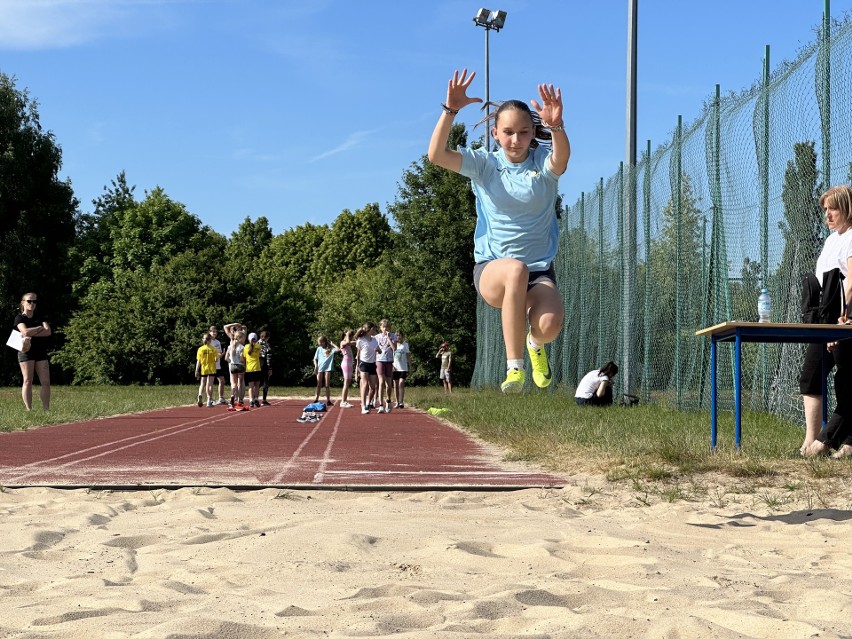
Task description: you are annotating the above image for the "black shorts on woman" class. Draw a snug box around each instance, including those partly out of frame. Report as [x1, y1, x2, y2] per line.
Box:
[473, 261, 556, 297]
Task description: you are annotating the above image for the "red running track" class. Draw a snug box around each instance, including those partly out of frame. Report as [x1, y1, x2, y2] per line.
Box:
[0, 399, 565, 489]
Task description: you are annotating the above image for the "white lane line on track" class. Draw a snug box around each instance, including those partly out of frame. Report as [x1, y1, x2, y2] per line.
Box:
[312, 407, 344, 484]
[2, 411, 243, 482]
[270, 411, 330, 484]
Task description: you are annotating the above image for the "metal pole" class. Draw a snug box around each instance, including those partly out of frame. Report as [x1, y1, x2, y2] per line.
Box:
[761, 46, 770, 409]
[623, 0, 638, 399]
[485, 27, 491, 152]
[821, 0, 830, 184]
[642, 139, 651, 403]
[675, 114, 682, 409]
[598, 177, 605, 363]
[579, 192, 586, 384]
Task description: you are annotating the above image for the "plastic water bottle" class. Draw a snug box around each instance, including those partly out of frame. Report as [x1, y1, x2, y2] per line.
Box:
[757, 288, 771, 323]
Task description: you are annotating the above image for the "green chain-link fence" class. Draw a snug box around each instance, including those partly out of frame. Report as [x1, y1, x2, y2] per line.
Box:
[472, 14, 852, 426]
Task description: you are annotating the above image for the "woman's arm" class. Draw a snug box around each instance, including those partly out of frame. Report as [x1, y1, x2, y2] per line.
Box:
[427, 69, 482, 172]
[532, 83, 570, 176]
[223, 322, 240, 339]
[17, 322, 50, 338]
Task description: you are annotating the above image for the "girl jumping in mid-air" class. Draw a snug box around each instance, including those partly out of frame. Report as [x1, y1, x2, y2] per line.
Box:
[427, 69, 570, 393]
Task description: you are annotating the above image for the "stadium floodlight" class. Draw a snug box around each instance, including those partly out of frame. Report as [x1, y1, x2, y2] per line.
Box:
[472, 8, 508, 151]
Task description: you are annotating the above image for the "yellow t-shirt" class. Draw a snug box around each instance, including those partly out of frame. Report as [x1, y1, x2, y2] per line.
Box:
[244, 342, 262, 373]
[196, 344, 219, 376]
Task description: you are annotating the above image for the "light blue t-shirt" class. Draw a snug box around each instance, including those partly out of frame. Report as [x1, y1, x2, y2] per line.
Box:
[314, 346, 336, 373]
[459, 145, 560, 271]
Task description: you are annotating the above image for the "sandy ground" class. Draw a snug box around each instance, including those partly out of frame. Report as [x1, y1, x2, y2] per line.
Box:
[2, 477, 852, 639]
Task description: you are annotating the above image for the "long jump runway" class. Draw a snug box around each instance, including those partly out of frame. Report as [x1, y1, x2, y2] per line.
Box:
[0, 399, 565, 490]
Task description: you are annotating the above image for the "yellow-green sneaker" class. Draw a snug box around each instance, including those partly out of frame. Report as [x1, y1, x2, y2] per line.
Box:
[501, 368, 525, 394]
[527, 333, 551, 388]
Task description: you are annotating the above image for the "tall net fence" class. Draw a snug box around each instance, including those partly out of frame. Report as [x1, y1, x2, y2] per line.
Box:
[472, 15, 852, 425]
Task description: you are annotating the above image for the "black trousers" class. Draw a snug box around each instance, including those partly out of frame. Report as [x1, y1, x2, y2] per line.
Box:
[815, 340, 852, 449]
[261, 365, 270, 400]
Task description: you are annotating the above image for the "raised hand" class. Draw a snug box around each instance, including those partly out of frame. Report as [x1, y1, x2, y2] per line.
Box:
[530, 83, 563, 127]
[445, 69, 483, 112]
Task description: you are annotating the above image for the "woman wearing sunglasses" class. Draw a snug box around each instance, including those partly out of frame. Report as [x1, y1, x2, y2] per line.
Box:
[14, 293, 52, 410]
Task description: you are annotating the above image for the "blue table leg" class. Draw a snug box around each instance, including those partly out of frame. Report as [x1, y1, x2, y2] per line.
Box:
[735, 331, 742, 449]
[710, 337, 717, 449]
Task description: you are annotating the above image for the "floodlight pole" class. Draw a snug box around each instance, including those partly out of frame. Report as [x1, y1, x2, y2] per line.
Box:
[473, 9, 506, 152]
[485, 26, 491, 151]
[623, 0, 638, 399]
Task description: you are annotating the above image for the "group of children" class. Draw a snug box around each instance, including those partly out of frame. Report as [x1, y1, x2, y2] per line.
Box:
[312, 319, 411, 415]
[194, 324, 272, 411]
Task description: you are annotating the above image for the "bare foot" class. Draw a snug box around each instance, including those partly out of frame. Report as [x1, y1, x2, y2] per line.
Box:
[800, 439, 815, 456]
[803, 440, 829, 458]
[831, 444, 852, 459]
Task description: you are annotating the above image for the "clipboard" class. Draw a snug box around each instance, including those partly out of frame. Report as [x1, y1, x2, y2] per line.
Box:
[6, 330, 25, 352]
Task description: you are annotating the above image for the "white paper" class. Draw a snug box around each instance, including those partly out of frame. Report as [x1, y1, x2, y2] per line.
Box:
[6, 330, 24, 352]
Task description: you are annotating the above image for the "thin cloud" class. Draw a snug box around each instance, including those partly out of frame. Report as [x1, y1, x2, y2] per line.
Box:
[309, 130, 372, 164]
[0, 0, 196, 50]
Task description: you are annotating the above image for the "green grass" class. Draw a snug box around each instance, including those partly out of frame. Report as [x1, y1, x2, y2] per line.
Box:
[2, 384, 849, 503]
[0, 385, 331, 432]
[400, 386, 852, 497]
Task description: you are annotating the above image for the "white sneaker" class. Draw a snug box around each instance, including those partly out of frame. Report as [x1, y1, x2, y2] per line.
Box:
[340, 401, 353, 408]
[377, 406, 385, 414]
[361, 408, 369, 415]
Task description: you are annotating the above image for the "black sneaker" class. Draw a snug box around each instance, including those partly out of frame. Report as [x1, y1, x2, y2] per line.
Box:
[261, 400, 271, 406]
[197, 394, 203, 407]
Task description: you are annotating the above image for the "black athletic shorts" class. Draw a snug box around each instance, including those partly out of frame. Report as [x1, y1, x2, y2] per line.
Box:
[473, 261, 556, 297]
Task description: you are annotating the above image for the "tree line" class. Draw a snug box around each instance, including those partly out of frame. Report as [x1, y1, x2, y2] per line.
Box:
[0, 72, 479, 388]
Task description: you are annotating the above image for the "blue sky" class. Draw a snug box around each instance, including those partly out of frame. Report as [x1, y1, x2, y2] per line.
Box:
[2, 0, 850, 237]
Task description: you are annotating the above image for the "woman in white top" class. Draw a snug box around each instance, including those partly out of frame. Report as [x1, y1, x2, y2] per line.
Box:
[354, 322, 380, 414]
[802, 185, 852, 458]
[575, 361, 619, 406]
[392, 330, 410, 409]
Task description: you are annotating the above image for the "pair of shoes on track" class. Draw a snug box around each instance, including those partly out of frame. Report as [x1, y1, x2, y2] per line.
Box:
[501, 332, 552, 394]
[297, 411, 321, 423]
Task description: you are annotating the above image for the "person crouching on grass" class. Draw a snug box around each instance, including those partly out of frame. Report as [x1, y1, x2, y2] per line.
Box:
[195, 332, 219, 407]
[428, 69, 569, 394]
